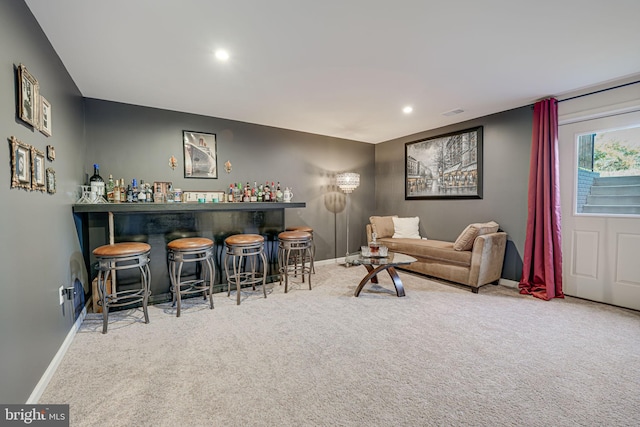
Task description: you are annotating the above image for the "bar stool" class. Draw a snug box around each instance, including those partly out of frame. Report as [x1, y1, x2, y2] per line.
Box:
[167, 237, 215, 317]
[223, 234, 268, 305]
[93, 242, 151, 334]
[286, 226, 316, 273]
[278, 231, 313, 293]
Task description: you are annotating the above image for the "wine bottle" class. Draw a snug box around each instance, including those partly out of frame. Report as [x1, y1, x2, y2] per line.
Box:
[89, 164, 105, 203]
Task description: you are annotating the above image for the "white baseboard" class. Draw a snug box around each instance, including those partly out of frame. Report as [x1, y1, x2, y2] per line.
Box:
[27, 302, 88, 404]
[499, 278, 519, 288]
[314, 257, 343, 266]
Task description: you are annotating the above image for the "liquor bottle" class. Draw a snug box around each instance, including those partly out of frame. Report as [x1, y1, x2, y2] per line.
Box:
[244, 182, 251, 202]
[138, 180, 147, 202]
[146, 182, 154, 202]
[113, 177, 121, 203]
[131, 179, 139, 202]
[258, 184, 264, 202]
[251, 181, 258, 202]
[271, 182, 276, 202]
[89, 164, 105, 202]
[264, 181, 270, 202]
[228, 184, 234, 202]
[120, 179, 127, 203]
[276, 181, 283, 202]
[106, 174, 115, 202]
[234, 183, 241, 202]
[126, 184, 133, 203]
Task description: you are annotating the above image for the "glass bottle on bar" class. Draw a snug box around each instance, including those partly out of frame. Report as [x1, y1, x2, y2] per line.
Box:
[120, 179, 127, 203]
[113, 177, 121, 203]
[89, 164, 105, 203]
[106, 174, 115, 202]
[263, 181, 270, 202]
[138, 180, 147, 202]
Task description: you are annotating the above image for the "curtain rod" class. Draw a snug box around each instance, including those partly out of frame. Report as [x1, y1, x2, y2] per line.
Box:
[557, 79, 640, 103]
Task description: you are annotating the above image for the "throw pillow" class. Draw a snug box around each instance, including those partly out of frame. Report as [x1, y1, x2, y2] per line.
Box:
[369, 215, 397, 238]
[453, 221, 499, 251]
[392, 216, 421, 239]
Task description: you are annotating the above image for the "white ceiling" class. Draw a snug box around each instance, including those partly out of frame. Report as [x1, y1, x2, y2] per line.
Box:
[25, 0, 640, 143]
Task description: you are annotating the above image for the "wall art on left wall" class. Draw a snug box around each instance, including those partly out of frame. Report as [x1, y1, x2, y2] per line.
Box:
[17, 64, 39, 128]
[10, 136, 31, 190]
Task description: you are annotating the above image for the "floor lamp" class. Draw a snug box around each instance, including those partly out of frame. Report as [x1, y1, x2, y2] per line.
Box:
[337, 172, 360, 261]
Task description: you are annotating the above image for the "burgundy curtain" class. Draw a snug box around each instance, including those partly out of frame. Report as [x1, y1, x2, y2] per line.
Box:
[519, 98, 564, 300]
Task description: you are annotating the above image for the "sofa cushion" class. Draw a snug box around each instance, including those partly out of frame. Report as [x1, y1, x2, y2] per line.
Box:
[392, 216, 421, 239]
[379, 237, 472, 267]
[453, 221, 499, 251]
[369, 215, 397, 238]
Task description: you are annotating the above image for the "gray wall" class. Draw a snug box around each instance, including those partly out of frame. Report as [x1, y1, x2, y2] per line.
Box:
[375, 106, 533, 281]
[0, 1, 86, 403]
[83, 99, 375, 262]
[1, 0, 533, 404]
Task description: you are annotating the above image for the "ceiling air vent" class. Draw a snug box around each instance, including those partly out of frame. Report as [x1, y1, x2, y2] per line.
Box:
[442, 108, 464, 116]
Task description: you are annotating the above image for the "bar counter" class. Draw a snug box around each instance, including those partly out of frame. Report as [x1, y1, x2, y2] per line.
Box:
[73, 202, 306, 304]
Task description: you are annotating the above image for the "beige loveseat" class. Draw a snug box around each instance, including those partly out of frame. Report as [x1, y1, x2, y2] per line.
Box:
[366, 216, 507, 293]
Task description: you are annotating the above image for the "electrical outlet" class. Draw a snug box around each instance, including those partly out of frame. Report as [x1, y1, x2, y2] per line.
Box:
[59, 285, 64, 305]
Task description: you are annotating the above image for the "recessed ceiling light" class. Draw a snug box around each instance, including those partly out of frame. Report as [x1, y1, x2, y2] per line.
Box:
[403, 106, 413, 114]
[215, 49, 230, 61]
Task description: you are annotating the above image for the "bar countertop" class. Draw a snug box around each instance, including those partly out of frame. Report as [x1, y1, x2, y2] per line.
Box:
[72, 201, 306, 213]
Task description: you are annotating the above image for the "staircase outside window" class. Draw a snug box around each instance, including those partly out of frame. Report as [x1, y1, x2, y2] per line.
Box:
[576, 125, 640, 215]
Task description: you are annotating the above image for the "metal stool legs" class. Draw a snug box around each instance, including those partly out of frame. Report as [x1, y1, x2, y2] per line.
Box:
[278, 232, 313, 293]
[95, 247, 151, 334]
[224, 235, 267, 305]
[168, 245, 215, 317]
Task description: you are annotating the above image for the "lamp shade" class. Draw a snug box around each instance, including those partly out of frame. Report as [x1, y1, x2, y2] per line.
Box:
[337, 172, 360, 194]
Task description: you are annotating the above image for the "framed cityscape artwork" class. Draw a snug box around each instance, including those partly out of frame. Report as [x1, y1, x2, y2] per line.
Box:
[405, 126, 483, 200]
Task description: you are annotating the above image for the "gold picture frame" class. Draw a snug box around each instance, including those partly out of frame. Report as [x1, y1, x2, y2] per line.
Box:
[40, 96, 52, 136]
[17, 64, 39, 127]
[46, 168, 56, 194]
[31, 146, 46, 192]
[10, 136, 31, 190]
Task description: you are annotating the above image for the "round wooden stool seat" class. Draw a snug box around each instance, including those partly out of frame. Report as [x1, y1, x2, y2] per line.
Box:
[278, 231, 313, 293]
[286, 226, 313, 233]
[93, 242, 151, 258]
[225, 234, 264, 246]
[93, 242, 151, 334]
[224, 234, 267, 305]
[167, 237, 214, 251]
[167, 237, 214, 317]
[278, 231, 311, 241]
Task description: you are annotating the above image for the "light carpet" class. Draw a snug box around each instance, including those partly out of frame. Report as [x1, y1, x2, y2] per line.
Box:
[40, 263, 640, 426]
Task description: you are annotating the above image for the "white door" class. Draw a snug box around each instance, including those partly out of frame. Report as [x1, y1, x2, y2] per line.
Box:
[559, 111, 640, 311]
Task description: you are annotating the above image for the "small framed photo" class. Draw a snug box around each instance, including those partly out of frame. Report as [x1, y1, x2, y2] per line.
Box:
[40, 96, 52, 136]
[47, 145, 56, 161]
[31, 147, 46, 192]
[17, 64, 39, 128]
[10, 136, 31, 190]
[183, 130, 218, 179]
[46, 168, 56, 194]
